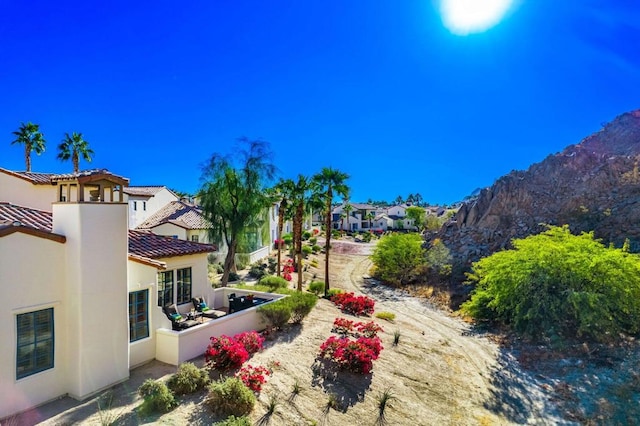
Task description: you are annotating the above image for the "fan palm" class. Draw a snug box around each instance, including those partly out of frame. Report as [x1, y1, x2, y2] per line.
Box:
[11, 122, 46, 172]
[57, 132, 94, 173]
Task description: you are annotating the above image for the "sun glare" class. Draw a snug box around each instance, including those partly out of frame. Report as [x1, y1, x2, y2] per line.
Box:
[440, 0, 513, 35]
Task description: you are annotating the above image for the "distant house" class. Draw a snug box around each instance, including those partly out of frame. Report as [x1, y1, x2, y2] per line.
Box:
[137, 200, 213, 245]
[121, 186, 179, 229]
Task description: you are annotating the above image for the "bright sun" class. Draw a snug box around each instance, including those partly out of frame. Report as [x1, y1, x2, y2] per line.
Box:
[440, 0, 513, 35]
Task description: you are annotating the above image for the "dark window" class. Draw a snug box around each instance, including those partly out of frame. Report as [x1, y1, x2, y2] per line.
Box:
[129, 290, 149, 342]
[16, 308, 54, 379]
[143, 201, 147, 211]
[177, 268, 192, 305]
[158, 271, 174, 307]
[191, 235, 199, 242]
[133, 201, 137, 211]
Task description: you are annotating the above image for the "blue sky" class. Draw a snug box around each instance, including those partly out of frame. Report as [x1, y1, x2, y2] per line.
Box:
[2, 1, 640, 205]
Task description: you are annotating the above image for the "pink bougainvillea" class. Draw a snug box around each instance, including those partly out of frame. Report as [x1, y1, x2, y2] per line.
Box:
[235, 364, 272, 393]
[205, 330, 264, 371]
[330, 292, 375, 316]
[234, 330, 265, 355]
[318, 335, 383, 374]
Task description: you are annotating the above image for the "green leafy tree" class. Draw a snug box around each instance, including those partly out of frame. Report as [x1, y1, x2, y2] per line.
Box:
[370, 233, 427, 286]
[57, 132, 94, 173]
[461, 225, 640, 342]
[312, 167, 350, 296]
[199, 138, 275, 286]
[11, 122, 46, 172]
[425, 238, 452, 276]
[405, 206, 426, 231]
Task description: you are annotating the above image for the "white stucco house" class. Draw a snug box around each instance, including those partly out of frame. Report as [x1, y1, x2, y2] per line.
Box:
[121, 185, 180, 229]
[0, 167, 281, 420]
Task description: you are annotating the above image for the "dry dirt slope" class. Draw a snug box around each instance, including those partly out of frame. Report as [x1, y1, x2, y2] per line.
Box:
[15, 242, 568, 425]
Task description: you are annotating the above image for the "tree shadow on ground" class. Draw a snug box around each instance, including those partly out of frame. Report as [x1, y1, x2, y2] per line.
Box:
[310, 358, 373, 412]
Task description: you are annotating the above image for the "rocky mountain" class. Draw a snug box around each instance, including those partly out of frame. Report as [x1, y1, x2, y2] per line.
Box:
[430, 109, 640, 273]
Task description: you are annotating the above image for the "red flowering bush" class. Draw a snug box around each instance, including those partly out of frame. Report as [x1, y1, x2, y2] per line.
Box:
[330, 292, 375, 316]
[234, 331, 264, 355]
[318, 335, 383, 374]
[283, 259, 294, 281]
[332, 317, 356, 335]
[356, 321, 384, 338]
[205, 335, 249, 371]
[235, 364, 272, 393]
[313, 229, 319, 235]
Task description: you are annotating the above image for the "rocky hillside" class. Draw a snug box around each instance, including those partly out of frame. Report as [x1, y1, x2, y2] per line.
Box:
[431, 109, 640, 273]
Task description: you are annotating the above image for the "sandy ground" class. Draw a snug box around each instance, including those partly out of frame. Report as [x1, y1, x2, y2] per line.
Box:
[10, 240, 568, 426]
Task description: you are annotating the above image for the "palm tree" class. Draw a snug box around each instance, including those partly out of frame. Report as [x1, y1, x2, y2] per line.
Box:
[312, 167, 350, 297]
[11, 122, 46, 172]
[414, 193, 423, 206]
[57, 132, 94, 173]
[394, 195, 403, 205]
[271, 178, 295, 277]
[343, 203, 354, 232]
[366, 211, 376, 230]
[290, 175, 312, 291]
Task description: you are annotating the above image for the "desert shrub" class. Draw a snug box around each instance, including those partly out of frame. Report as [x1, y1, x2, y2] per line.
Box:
[267, 257, 277, 274]
[302, 245, 313, 257]
[331, 229, 341, 238]
[461, 225, 640, 342]
[285, 291, 318, 323]
[309, 236, 317, 245]
[205, 335, 250, 371]
[318, 335, 383, 374]
[213, 415, 251, 426]
[248, 262, 267, 280]
[302, 230, 312, 240]
[282, 233, 293, 245]
[312, 244, 322, 254]
[330, 292, 375, 316]
[371, 233, 427, 286]
[233, 331, 264, 355]
[327, 288, 343, 297]
[258, 302, 292, 329]
[235, 364, 272, 393]
[375, 311, 396, 322]
[426, 238, 453, 277]
[206, 377, 256, 417]
[138, 379, 177, 413]
[228, 271, 240, 282]
[308, 281, 325, 296]
[235, 253, 250, 271]
[259, 275, 289, 291]
[167, 362, 209, 395]
[362, 231, 373, 243]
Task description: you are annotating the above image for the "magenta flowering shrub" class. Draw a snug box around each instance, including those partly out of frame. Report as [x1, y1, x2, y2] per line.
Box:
[330, 292, 375, 316]
[355, 321, 384, 338]
[332, 317, 356, 335]
[206, 331, 264, 371]
[234, 330, 265, 355]
[318, 335, 383, 374]
[235, 364, 272, 393]
[332, 318, 384, 338]
[283, 259, 294, 281]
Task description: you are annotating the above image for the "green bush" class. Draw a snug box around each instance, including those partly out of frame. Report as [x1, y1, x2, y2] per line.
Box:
[331, 230, 341, 238]
[362, 231, 373, 243]
[258, 301, 292, 329]
[283, 234, 293, 245]
[167, 362, 209, 395]
[228, 271, 240, 282]
[312, 244, 322, 254]
[426, 238, 452, 277]
[138, 379, 177, 414]
[248, 262, 267, 280]
[284, 292, 318, 323]
[461, 226, 640, 342]
[259, 275, 289, 291]
[213, 415, 251, 426]
[370, 233, 427, 286]
[309, 236, 318, 245]
[308, 281, 325, 296]
[302, 245, 313, 257]
[327, 288, 343, 297]
[375, 311, 396, 322]
[235, 254, 250, 271]
[267, 257, 277, 274]
[302, 230, 312, 240]
[206, 377, 256, 417]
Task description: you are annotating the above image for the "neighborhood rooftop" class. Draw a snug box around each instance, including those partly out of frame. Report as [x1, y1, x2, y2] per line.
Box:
[137, 200, 210, 230]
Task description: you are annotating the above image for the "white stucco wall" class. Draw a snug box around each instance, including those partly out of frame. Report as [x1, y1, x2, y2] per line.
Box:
[0, 233, 67, 419]
[0, 173, 56, 211]
[125, 188, 179, 229]
[151, 223, 187, 240]
[52, 202, 129, 400]
[127, 261, 160, 368]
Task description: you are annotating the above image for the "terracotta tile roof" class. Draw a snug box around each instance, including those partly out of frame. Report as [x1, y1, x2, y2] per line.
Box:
[123, 186, 167, 197]
[137, 201, 211, 230]
[51, 169, 129, 186]
[0, 202, 53, 231]
[0, 167, 56, 185]
[128, 230, 217, 259]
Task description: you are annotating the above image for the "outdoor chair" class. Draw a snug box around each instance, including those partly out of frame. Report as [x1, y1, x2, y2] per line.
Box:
[191, 297, 226, 319]
[163, 304, 198, 330]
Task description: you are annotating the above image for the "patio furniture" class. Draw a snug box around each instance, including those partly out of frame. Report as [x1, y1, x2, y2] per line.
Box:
[191, 297, 226, 319]
[163, 304, 198, 330]
[228, 295, 255, 314]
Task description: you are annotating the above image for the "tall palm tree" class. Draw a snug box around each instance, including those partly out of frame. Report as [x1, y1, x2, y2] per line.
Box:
[312, 167, 350, 297]
[343, 203, 354, 232]
[394, 195, 403, 205]
[290, 175, 312, 291]
[366, 211, 376, 230]
[271, 178, 295, 277]
[414, 193, 423, 207]
[57, 132, 94, 173]
[11, 122, 46, 172]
